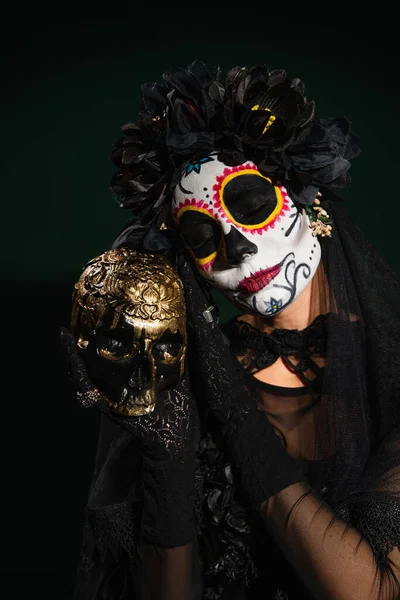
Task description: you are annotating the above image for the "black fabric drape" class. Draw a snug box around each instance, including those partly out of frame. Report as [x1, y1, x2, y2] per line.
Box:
[71, 195, 400, 599]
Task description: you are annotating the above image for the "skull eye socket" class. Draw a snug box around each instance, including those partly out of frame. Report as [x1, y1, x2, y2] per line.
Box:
[153, 332, 184, 365]
[97, 328, 136, 361]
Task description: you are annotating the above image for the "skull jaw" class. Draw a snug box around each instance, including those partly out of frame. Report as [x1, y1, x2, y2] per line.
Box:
[104, 387, 156, 417]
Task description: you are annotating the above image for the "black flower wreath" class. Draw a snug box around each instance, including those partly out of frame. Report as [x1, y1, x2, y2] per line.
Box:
[110, 60, 360, 249]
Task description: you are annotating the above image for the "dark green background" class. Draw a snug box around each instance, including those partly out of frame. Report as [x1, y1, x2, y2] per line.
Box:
[1, 10, 398, 598]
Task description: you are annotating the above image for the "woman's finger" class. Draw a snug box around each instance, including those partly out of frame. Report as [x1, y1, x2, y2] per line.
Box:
[60, 326, 78, 357]
[71, 354, 93, 391]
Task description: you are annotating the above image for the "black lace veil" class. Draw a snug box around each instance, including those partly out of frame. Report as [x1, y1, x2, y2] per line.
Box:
[72, 192, 400, 599]
[320, 195, 400, 573]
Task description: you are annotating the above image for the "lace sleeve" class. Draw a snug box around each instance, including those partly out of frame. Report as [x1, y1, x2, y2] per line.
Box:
[134, 541, 202, 599]
[331, 424, 400, 596]
[74, 515, 202, 600]
[334, 495, 400, 566]
[73, 414, 203, 600]
[334, 424, 400, 560]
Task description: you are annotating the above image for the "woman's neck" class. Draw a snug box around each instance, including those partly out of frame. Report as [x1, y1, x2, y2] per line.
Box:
[248, 262, 328, 333]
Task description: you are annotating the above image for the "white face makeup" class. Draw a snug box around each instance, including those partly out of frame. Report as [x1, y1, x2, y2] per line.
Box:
[172, 154, 321, 316]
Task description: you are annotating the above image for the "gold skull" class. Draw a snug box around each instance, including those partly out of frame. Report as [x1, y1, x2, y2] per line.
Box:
[71, 248, 187, 416]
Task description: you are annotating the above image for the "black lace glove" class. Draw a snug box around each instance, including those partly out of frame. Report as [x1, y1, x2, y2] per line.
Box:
[60, 326, 200, 547]
[176, 253, 308, 514]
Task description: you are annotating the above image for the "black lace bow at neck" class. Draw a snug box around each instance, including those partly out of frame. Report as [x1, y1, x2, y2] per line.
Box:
[223, 313, 329, 374]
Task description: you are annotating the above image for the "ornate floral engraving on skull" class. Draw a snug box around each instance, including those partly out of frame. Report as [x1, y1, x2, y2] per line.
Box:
[71, 248, 187, 416]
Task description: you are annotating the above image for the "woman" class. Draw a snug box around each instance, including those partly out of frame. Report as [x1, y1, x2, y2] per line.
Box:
[64, 61, 400, 599]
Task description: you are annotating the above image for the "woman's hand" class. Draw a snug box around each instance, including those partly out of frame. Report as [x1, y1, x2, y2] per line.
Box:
[60, 325, 200, 547]
[60, 326, 199, 460]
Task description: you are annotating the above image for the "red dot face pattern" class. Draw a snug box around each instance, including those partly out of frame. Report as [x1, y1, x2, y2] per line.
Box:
[176, 163, 290, 234]
[172, 154, 322, 317]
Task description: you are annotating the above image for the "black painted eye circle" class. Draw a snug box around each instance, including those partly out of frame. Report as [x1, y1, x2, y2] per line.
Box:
[178, 211, 221, 260]
[222, 174, 278, 225]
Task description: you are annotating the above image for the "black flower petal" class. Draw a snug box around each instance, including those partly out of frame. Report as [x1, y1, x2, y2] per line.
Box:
[141, 82, 168, 118]
[225, 504, 252, 535]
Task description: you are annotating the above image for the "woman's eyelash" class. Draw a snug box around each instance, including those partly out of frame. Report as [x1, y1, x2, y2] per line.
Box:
[239, 203, 265, 217]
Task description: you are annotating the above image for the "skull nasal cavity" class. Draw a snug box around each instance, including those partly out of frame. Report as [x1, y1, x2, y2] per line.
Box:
[225, 227, 258, 266]
[129, 359, 151, 388]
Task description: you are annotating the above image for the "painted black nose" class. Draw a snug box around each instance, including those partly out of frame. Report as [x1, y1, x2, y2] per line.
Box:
[224, 226, 258, 266]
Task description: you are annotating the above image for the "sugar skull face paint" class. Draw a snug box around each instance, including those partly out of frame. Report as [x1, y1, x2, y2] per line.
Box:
[172, 154, 322, 316]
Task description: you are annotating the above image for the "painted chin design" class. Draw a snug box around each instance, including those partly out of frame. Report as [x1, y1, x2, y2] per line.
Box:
[237, 261, 284, 295]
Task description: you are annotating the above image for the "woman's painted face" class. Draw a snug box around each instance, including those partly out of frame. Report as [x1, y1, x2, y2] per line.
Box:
[172, 154, 321, 316]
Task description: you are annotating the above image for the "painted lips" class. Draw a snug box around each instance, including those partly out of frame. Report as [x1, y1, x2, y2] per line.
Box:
[238, 263, 282, 294]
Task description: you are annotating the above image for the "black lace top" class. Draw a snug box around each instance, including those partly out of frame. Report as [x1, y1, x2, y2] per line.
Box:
[221, 313, 329, 464]
[224, 313, 327, 383]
